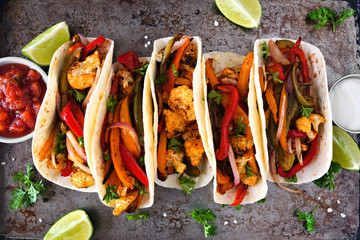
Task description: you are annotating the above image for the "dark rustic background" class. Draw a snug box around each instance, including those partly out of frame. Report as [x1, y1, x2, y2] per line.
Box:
[0, 0, 359, 239]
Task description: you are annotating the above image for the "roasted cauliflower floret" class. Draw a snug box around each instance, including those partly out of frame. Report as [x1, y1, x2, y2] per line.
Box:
[182, 125, 204, 167]
[296, 114, 324, 142]
[220, 67, 237, 79]
[67, 51, 101, 89]
[116, 70, 134, 96]
[235, 153, 257, 187]
[70, 169, 95, 188]
[309, 113, 325, 132]
[164, 109, 186, 138]
[168, 85, 196, 123]
[296, 117, 312, 133]
[113, 190, 138, 216]
[166, 149, 186, 174]
[230, 135, 254, 154]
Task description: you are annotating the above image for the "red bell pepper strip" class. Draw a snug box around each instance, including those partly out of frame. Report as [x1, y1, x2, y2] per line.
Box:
[288, 48, 310, 84]
[287, 129, 307, 139]
[230, 183, 248, 206]
[60, 102, 84, 138]
[101, 112, 109, 150]
[119, 138, 149, 187]
[71, 102, 84, 128]
[61, 160, 74, 177]
[68, 43, 85, 55]
[163, 37, 191, 93]
[277, 135, 319, 178]
[82, 36, 106, 60]
[117, 51, 140, 71]
[110, 75, 119, 95]
[158, 117, 165, 133]
[215, 84, 239, 161]
[266, 63, 285, 81]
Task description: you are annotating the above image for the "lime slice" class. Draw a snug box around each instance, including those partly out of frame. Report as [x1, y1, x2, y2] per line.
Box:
[215, 0, 262, 28]
[22, 21, 70, 66]
[333, 126, 360, 170]
[44, 209, 93, 240]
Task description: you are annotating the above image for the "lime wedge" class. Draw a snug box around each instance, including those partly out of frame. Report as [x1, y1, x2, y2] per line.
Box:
[22, 21, 70, 66]
[44, 209, 93, 240]
[333, 126, 360, 171]
[215, 0, 262, 28]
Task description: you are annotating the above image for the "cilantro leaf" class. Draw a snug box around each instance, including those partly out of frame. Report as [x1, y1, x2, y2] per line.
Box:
[242, 97, 248, 103]
[172, 64, 179, 77]
[285, 174, 298, 183]
[135, 63, 149, 76]
[233, 118, 246, 137]
[308, 7, 355, 32]
[301, 106, 314, 117]
[106, 94, 118, 113]
[246, 164, 255, 178]
[54, 133, 66, 154]
[313, 162, 341, 190]
[262, 41, 269, 60]
[78, 136, 84, 147]
[179, 176, 196, 195]
[208, 89, 223, 105]
[186, 208, 217, 238]
[138, 156, 145, 166]
[155, 76, 167, 85]
[104, 153, 111, 161]
[102, 184, 120, 203]
[134, 180, 148, 195]
[68, 89, 86, 103]
[257, 198, 266, 204]
[127, 211, 149, 221]
[296, 205, 319, 233]
[168, 138, 182, 153]
[221, 204, 227, 208]
[336, 9, 356, 26]
[235, 205, 242, 210]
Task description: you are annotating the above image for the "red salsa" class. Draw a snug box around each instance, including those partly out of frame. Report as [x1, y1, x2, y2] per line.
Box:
[0, 63, 46, 138]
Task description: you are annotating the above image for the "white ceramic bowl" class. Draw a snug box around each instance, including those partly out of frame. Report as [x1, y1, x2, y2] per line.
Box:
[0, 57, 48, 143]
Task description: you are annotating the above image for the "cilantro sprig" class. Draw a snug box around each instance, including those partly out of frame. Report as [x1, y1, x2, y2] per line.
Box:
[10, 166, 45, 210]
[308, 7, 355, 33]
[208, 89, 223, 105]
[186, 208, 217, 238]
[233, 118, 246, 137]
[285, 174, 298, 183]
[106, 94, 118, 113]
[135, 63, 149, 76]
[127, 211, 149, 221]
[103, 184, 120, 203]
[295, 205, 319, 233]
[245, 164, 255, 178]
[257, 198, 266, 204]
[301, 106, 314, 117]
[313, 162, 341, 190]
[78, 136, 84, 147]
[54, 133, 66, 154]
[179, 176, 196, 195]
[155, 76, 167, 85]
[172, 64, 179, 77]
[168, 138, 182, 153]
[68, 89, 86, 103]
[262, 41, 269, 60]
[134, 180, 148, 195]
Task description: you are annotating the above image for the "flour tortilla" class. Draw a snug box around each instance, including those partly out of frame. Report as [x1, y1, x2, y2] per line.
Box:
[149, 36, 214, 190]
[253, 38, 332, 184]
[32, 37, 114, 192]
[202, 52, 268, 204]
[90, 58, 154, 208]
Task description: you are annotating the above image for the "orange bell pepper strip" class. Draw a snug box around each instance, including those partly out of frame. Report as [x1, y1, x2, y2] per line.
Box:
[157, 130, 167, 176]
[120, 96, 140, 159]
[175, 77, 192, 87]
[106, 170, 121, 188]
[265, 80, 278, 124]
[278, 83, 288, 152]
[258, 66, 265, 93]
[216, 168, 231, 184]
[110, 102, 133, 188]
[206, 58, 220, 88]
[237, 52, 254, 98]
[38, 126, 56, 160]
[243, 148, 258, 174]
[156, 88, 164, 117]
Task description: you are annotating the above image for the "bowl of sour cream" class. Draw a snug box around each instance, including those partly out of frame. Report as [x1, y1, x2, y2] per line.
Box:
[330, 74, 360, 133]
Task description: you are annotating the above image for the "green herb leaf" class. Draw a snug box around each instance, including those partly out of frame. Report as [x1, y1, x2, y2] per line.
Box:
[285, 174, 298, 183]
[54, 133, 66, 154]
[127, 211, 149, 221]
[10, 166, 44, 210]
[138, 156, 145, 166]
[301, 106, 314, 117]
[186, 208, 217, 238]
[296, 205, 319, 233]
[72, 165, 78, 170]
[78, 136, 84, 147]
[102, 184, 120, 203]
[242, 97, 248, 103]
[106, 94, 119, 113]
[208, 89, 223, 105]
[272, 71, 283, 84]
[221, 204, 227, 208]
[336, 9, 356, 26]
[104, 153, 111, 161]
[313, 162, 341, 190]
[135, 63, 149, 76]
[172, 64, 179, 77]
[262, 41, 269, 60]
[134, 180, 148, 195]
[155, 76, 167, 85]
[233, 118, 246, 137]
[67, 89, 86, 103]
[179, 176, 196, 195]
[168, 138, 182, 153]
[257, 198, 266, 204]
[235, 205, 242, 210]
[246, 164, 255, 178]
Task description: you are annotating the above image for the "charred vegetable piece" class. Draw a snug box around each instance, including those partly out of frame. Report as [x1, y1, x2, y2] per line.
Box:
[275, 40, 295, 49]
[292, 64, 314, 107]
[133, 76, 144, 146]
[277, 146, 295, 171]
[160, 33, 183, 77]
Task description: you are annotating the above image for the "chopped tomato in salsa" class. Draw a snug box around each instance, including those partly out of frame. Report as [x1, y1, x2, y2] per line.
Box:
[0, 63, 46, 138]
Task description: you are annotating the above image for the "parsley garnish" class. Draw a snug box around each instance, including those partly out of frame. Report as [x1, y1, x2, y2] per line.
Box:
[127, 211, 149, 221]
[308, 7, 355, 33]
[135, 63, 149, 76]
[179, 176, 196, 194]
[257, 198, 266, 204]
[221, 204, 227, 208]
[54, 133, 66, 154]
[186, 208, 217, 238]
[155, 76, 167, 85]
[134, 180, 148, 195]
[262, 41, 269, 60]
[67, 89, 86, 103]
[172, 64, 179, 77]
[168, 138, 182, 153]
[233, 118, 246, 137]
[300, 106, 314, 117]
[104, 153, 111, 161]
[208, 89, 223, 105]
[78, 136, 84, 147]
[235, 205, 242, 210]
[313, 162, 341, 190]
[295, 205, 319, 233]
[285, 174, 298, 183]
[246, 164, 255, 178]
[138, 156, 145, 166]
[10, 166, 45, 210]
[103, 184, 120, 203]
[267, 71, 283, 84]
[106, 94, 118, 113]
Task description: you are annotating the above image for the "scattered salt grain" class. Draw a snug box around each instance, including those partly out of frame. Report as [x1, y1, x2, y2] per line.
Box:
[145, 43, 148, 48]
[39, 218, 43, 223]
[340, 213, 346, 218]
[144, 36, 148, 39]
[233, 220, 237, 224]
[224, 221, 229, 225]
[317, 197, 321, 200]
[163, 213, 167, 217]
[147, 41, 151, 45]
[1, 162, 5, 166]
[327, 208, 333, 213]
[11, 157, 15, 161]
[337, 200, 340, 204]
[214, 20, 219, 27]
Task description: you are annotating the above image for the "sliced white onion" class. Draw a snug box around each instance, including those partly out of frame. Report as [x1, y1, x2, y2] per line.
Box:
[268, 40, 291, 65]
[78, 33, 89, 45]
[269, 149, 300, 194]
[262, 64, 268, 91]
[287, 138, 293, 154]
[107, 122, 141, 156]
[66, 136, 91, 174]
[276, 96, 286, 143]
[295, 138, 303, 165]
[82, 66, 101, 109]
[228, 145, 240, 186]
[170, 35, 191, 53]
[221, 78, 238, 87]
[66, 131, 87, 162]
